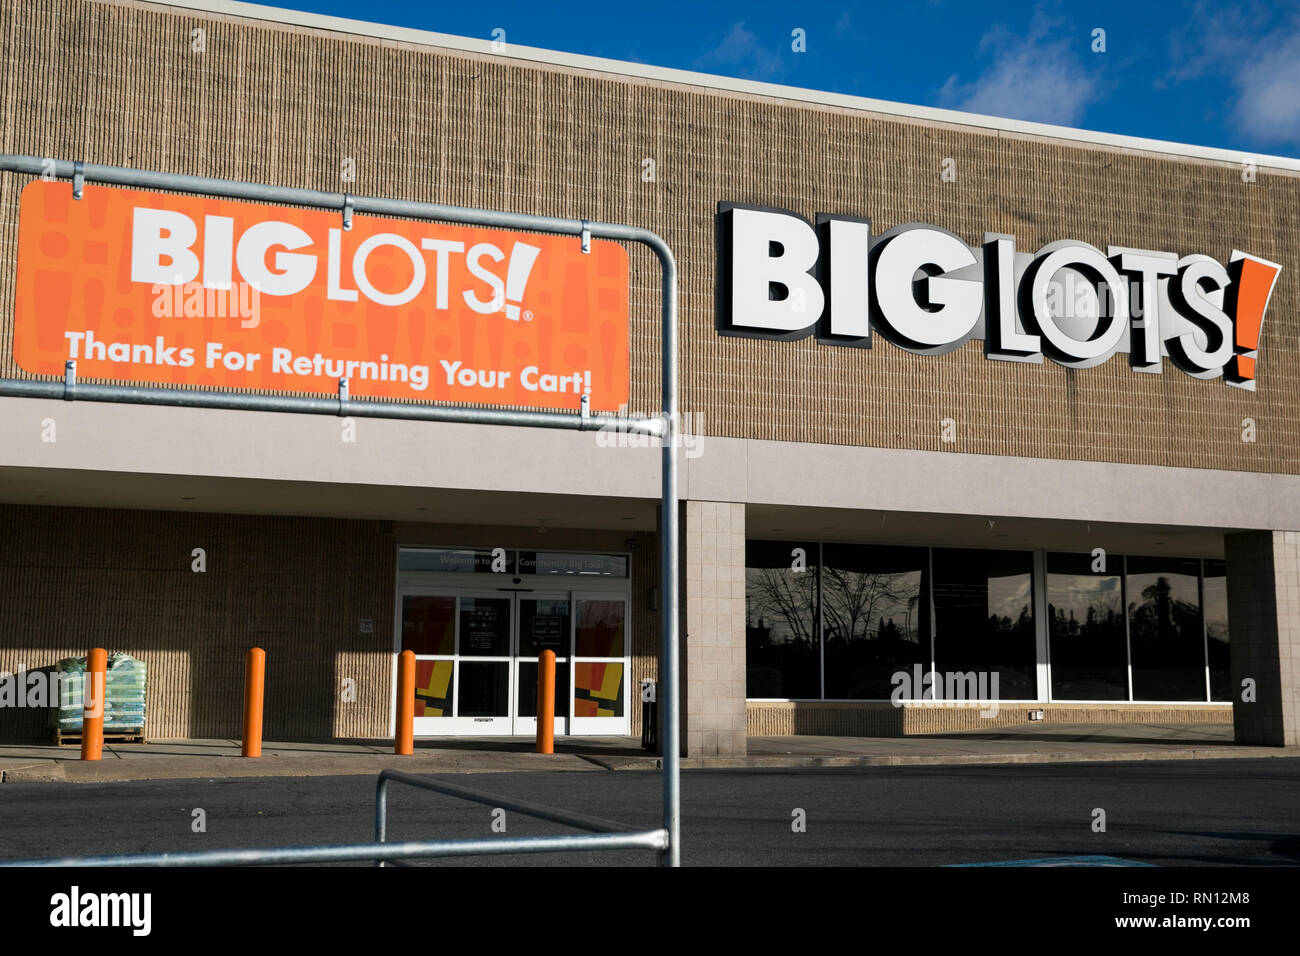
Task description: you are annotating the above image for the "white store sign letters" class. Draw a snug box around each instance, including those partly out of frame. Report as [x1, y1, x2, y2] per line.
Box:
[718, 203, 1283, 390]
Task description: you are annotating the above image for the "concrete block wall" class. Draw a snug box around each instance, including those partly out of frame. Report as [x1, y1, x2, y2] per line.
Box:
[1226, 530, 1300, 746]
[681, 500, 746, 757]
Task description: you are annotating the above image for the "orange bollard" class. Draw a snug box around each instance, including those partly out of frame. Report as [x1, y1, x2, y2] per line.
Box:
[395, 650, 415, 755]
[242, 647, 265, 758]
[536, 649, 555, 755]
[80, 647, 107, 761]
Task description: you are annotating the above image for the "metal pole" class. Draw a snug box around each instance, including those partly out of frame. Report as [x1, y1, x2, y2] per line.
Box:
[652, 241, 681, 868]
[0, 378, 665, 436]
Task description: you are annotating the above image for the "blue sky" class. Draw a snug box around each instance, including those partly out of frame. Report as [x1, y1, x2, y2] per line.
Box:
[259, 0, 1300, 158]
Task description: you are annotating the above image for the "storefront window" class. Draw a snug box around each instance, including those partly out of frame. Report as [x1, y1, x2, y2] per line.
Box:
[744, 540, 1226, 706]
[1126, 556, 1205, 701]
[933, 548, 1036, 700]
[745, 540, 819, 699]
[1047, 552, 1127, 700]
[1203, 560, 1230, 702]
[821, 544, 929, 699]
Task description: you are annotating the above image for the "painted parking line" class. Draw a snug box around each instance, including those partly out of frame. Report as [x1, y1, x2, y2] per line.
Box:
[949, 855, 1155, 867]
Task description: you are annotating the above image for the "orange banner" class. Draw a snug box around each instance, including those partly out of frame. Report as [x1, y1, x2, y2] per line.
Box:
[14, 180, 630, 409]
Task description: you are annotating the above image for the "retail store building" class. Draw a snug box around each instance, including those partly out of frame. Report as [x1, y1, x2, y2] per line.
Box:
[1, 0, 1299, 755]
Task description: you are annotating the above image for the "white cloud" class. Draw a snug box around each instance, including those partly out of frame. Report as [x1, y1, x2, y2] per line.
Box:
[1162, 5, 1261, 86]
[1165, 4, 1300, 148]
[694, 22, 784, 81]
[1231, 27, 1300, 145]
[937, 14, 1099, 126]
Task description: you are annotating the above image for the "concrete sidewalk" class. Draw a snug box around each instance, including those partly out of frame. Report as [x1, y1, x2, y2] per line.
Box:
[0, 723, 1296, 783]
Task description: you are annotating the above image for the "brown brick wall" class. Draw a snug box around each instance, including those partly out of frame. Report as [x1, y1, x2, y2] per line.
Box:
[0, 504, 396, 741]
[747, 701, 1233, 736]
[0, 0, 1296, 473]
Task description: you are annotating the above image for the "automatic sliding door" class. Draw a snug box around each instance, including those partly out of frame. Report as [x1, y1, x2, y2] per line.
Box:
[515, 595, 570, 736]
[399, 587, 628, 737]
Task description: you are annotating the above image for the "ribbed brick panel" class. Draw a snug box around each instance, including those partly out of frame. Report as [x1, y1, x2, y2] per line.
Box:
[0, 505, 395, 741]
[0, 0, 1295, 472]
[629, 529, 659, 739]
[747, 702, 906, 737]
[747, 701, 1232, 736]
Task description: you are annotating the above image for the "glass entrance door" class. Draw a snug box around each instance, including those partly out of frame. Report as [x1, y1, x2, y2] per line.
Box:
[400, 588, 586, 736]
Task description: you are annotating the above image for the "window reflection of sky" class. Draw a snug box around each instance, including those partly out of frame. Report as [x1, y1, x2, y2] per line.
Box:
[988, 573, 1033, 620]
[1203, 574, 1228, 641]
[1048, 573, 1121, 619]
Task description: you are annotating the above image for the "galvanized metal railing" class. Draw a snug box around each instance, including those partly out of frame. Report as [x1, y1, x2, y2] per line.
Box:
[0, 153, 682, 867]
[373, 769, 664, 866]
[0, 769, 667, 867]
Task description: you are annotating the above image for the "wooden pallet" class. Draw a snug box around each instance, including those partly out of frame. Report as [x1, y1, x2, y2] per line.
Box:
[53, 730, 146, 746]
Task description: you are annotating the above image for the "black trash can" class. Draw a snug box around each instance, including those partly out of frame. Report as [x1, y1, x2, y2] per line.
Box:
[640, 679, 658, 751]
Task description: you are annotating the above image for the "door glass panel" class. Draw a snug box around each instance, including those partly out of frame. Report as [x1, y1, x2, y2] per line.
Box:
[413, 660, 454, 718]
[459, 597, 511, 656]
[518, 661, 570, 718]
[402, 595, 456, 656]
[519, 599, 570, 657]
[458, 661, 509, 716]
[574, 661, 624, 717]
[575, 599, 625, 657]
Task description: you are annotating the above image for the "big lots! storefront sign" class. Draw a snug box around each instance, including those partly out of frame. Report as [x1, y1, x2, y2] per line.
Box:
[14, 181, 630, 409]
[719, 203, 1282, 390]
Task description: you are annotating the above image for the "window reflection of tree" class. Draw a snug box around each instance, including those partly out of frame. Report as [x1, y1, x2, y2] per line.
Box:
[746, 567, 816, 647]
[822, 568, 920, 647]
[745, 566, 818, 698]
[1129, 576, 1199, 643]
[822, 568, 926, 699]
[1128, 573, 1204, 700]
